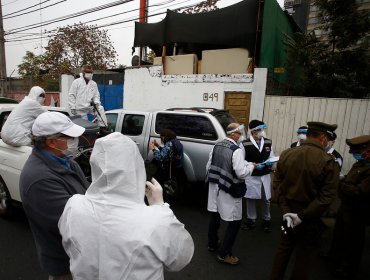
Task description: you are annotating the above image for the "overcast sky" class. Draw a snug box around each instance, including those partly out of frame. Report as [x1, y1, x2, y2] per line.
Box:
[2, 0, 284, 76]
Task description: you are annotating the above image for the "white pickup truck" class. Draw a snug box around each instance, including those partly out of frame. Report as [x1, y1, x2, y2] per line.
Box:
[0, 106, 238, 217]
[0, 104, 100, 217]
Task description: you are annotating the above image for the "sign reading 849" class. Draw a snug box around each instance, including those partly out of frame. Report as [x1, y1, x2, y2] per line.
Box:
[203, 93, 219, 102]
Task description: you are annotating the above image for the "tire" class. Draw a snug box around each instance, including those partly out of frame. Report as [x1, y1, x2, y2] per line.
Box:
[0, 177, 12, 218]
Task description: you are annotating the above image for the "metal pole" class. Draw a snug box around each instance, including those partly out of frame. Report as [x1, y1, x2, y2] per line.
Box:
[0, 0, 7, 96]
[139, 0, 148, 62]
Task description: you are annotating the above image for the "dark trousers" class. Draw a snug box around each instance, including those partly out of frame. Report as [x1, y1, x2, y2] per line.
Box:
[329, 201, 369, 277]
[270, 221, 321, 280]
[208, 212, 242, 258]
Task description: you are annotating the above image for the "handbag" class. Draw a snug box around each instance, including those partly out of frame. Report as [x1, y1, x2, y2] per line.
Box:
[163, 153, 178, 196]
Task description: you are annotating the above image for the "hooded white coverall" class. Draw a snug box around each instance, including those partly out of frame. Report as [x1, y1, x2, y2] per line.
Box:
[1, 86, 47, 146]
[58, 132, 194, 280]
[68, 76, 108, 127]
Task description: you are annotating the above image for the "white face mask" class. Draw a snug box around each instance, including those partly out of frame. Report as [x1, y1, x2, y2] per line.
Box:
[64, 137, 79, 157]
[54, 137, 79, 157]
[84, 73, 93, 80]
[36, 96, 45, 105]
[298, 134, 307, 141]
[256, 130, 266, 139]
[237, 135, 245, 143]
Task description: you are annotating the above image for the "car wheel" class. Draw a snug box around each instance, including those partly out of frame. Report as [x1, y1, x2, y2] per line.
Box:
[0, 177, 12, 217]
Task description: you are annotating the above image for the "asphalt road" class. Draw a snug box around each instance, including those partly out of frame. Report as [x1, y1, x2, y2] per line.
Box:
[1, 184, 369, 280]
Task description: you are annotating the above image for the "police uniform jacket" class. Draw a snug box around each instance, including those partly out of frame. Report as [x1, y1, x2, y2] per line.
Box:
[339, 159, 370, 221]
[206, 138, 254, 221]
[241, 136, 274, 200]
[274, 139, 339, 221]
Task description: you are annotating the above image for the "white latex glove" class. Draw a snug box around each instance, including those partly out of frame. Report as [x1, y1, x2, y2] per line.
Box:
[145, 177, 164, 205]
[71, 109, 77, 115]
[283, 213, 302, 227]
[283, 215, 293, 228]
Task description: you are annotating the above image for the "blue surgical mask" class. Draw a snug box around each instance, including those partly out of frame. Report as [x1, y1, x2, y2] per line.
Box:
[352, 153, 363, 161]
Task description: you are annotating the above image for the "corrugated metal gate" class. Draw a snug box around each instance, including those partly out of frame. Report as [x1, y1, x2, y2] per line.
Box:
[98, 84, 124, 111]
[263, 96, 370, 174]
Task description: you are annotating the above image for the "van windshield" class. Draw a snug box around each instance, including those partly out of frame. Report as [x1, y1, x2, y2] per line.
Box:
[211, 110, 236, 133]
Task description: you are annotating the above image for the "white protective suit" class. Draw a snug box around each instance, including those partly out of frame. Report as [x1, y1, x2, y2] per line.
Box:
[68, 75, 108, 127]
[58, 132, 194, 280]
[1, 86, 47, 146]
[242, 136, 275, 200]
[206, 138, 255, 221]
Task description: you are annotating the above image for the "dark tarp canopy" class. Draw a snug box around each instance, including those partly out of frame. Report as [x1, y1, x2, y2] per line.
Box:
[134, 0, 259, 57]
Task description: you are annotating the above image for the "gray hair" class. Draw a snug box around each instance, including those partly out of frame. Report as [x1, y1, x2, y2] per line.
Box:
[32, 133, 63, 149]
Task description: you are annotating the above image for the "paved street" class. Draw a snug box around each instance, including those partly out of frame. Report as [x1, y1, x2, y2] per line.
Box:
[1, 184, 369, 280]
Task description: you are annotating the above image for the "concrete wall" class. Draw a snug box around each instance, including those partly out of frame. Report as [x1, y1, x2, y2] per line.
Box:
[123, 66, 267, 121]
[6, 91, 60, 106]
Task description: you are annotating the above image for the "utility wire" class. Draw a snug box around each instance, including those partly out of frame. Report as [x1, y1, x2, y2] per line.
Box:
[2, 0, 20, 6]
[5, 0, 204, 42]
[4, 0, 66, 19]
[82, 0, 178, 25]
[5, 0, 181, 40]
[3, 0, 50, 17]
[6, 0, 134, 34]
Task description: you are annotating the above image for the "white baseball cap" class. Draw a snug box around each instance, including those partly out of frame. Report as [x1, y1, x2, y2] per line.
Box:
[32, 111, 85, 137]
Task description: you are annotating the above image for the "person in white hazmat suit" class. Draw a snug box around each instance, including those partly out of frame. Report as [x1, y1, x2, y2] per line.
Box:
[58, 132, 194, 280]
[68, 65, 108, 127]
[1, 86, 47, 146]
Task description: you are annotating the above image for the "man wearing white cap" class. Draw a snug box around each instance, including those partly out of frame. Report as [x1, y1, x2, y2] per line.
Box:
[20, 111, 90, 280]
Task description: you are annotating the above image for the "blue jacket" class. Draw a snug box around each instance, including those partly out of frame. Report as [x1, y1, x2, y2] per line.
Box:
[19, 148, 89, 276]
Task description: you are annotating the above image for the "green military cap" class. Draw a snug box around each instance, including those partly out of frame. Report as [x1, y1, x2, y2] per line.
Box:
[346, 135, 370, 153]
[307, 121, 338, 139]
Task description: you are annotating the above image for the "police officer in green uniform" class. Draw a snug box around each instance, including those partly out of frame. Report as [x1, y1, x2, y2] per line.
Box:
[269, 121, 340, 280]
[329, 135, 370, 279]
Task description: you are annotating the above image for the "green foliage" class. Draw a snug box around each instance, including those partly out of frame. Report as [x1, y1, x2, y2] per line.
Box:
[286, 0, 370, 98]
[176, 0, 219, 14]
[17, 51, 44, 78]
[17, 51, 57, 90]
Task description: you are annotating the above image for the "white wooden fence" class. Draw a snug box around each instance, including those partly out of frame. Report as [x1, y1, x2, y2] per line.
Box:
[263, 96, 370, 174]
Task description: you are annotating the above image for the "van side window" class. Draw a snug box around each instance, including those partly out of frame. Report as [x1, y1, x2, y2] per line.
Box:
[155, 113, 217, 140]
[106, 113, 118, 133]
[122, 114, 145, 136]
